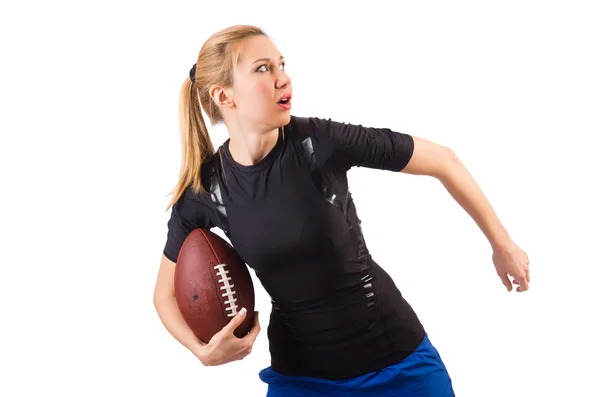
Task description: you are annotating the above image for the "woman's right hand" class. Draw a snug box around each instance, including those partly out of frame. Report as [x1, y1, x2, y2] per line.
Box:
[198, 308, 261, 366]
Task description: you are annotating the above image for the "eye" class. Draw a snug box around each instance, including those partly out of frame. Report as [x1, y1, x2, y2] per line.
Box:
[256, 62, 286, 73]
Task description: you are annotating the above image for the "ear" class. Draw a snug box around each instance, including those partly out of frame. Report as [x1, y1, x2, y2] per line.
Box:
[209, 85, 235, 108]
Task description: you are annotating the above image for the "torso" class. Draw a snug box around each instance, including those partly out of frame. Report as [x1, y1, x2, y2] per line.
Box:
[196, 116, 425, 379]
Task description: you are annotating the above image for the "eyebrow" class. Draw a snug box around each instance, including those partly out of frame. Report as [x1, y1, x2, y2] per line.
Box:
[251, 55, 285, 65]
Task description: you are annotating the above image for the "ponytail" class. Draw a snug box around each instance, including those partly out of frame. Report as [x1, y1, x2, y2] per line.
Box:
[164, 24, 267, 211]
[165, 78, 215, 211]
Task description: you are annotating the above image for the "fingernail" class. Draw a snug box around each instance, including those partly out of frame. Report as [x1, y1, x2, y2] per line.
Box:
[240, 307, 247, 316]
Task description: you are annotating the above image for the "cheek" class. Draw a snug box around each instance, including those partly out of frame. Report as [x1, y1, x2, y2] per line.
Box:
[254, 81, 272, 103]
[236, 79, 273, 110]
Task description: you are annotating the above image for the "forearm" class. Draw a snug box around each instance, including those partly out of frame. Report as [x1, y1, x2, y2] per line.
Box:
[154, 295, 206, 360]
[438, 151, 511, 250]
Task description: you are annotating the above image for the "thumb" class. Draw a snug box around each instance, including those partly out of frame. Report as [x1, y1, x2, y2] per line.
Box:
[225, 307, 247, 331]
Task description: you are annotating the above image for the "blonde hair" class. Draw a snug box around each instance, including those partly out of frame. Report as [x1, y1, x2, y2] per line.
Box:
[166, 25, 267, 211]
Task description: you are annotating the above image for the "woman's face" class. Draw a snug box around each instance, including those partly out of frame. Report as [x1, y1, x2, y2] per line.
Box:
[230, 35, 292, 129]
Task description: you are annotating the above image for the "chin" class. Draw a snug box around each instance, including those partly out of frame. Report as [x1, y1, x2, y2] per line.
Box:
[277, 111, 292, 127]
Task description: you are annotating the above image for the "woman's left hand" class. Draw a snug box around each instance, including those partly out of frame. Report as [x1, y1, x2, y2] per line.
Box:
[492, 240, 530, 292]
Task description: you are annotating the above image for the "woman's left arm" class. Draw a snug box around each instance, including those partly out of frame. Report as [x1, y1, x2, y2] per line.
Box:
[402, 136, 530, 292]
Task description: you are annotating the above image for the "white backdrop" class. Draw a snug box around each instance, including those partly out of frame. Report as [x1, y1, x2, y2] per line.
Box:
[1, 1, 599, 396]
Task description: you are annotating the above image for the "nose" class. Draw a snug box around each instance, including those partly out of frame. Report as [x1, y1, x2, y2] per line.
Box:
[275, 69, 291, 89]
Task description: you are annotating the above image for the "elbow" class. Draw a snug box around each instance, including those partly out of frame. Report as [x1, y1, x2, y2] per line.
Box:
[445, 146, 458, 160]
[437, 146, 461, 180]
[153, 286, 166, 309]
[153, 286, 175, 310]
[153, 292, 161, 310]
[444, 146, 460, 166]
[153, 288, 168, 303]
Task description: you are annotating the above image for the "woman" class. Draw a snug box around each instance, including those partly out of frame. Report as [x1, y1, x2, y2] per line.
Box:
[153, 25, 530, 396]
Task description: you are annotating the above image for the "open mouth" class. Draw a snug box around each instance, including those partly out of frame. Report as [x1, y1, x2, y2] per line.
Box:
[277, 94, 291, 104]
[277, 94, 292, 109]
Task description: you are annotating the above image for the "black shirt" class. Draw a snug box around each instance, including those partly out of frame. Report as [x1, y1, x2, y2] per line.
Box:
[163, 115, 425, 379]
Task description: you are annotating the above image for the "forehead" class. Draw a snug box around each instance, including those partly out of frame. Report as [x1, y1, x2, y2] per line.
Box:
[236, 35, 282, 65]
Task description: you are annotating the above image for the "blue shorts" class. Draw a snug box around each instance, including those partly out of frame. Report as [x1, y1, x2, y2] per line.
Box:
[258, 333, 455, 396]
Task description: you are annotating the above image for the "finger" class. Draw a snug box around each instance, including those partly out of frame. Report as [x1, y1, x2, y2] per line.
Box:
[232, 353, 247, 362]
[514, 271, 528, 291]
[516, 277, 529, 292]
[242, 311, 260, 334]
[223, 354, 244, 365]
[224, 307, 247, 333]
[499, 272, 512, 291]
[246, 313, 262, 340]
[233, 343, 253, 361]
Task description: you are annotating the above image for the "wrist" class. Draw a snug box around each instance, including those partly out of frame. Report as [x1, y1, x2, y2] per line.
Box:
[490, 232, 512, 251]
[191, 342, 209, 362]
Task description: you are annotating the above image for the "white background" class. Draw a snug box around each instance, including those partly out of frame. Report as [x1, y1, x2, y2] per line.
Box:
[1, 1, 599, 396]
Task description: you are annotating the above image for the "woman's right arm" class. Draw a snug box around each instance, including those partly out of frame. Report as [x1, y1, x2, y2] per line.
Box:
[152, 253, 260, 366]
[153, 253, 208, 361]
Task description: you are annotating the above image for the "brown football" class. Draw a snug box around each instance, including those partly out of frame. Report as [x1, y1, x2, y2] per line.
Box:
[174, 228, 255, 343]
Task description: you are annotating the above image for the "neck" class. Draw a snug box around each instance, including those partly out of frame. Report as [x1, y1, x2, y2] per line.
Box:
[225, 119, 280, 166]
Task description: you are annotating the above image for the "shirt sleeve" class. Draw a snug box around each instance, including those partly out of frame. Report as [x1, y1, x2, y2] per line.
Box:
[163, 186, 215, 263]
[307, 116, 415, 172]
